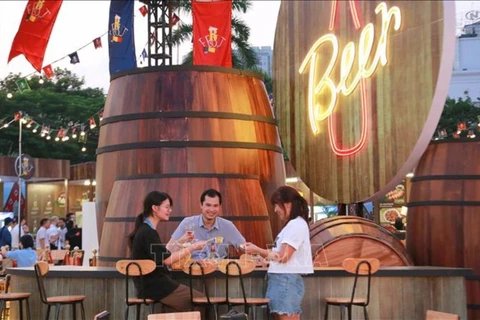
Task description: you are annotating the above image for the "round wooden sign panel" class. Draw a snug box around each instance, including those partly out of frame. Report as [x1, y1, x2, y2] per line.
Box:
[273, 1, 455, 203]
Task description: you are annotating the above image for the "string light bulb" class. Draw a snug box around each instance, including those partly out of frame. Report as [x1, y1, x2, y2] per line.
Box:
[80, 131, 86, 136]
[39, 79, 44, 84]
[46, 135, 51, 140]
[81, 146, 86, 152]
[32, 126, 38, 133]
[6, 93, 12, 99]
[3, 123, 8, 128]
[72, 133, 77, 139]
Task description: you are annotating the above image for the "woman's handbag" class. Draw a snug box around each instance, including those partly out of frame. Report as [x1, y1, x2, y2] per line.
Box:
[220, 309, 248, 320]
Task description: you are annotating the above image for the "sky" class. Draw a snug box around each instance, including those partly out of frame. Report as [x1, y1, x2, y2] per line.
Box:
[0, 1, 478, 93]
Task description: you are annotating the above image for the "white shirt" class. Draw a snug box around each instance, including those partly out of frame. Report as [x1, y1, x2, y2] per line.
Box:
[58, 227, 67, 248]
[36, 226, 47, 249]
[46, 225, 59, 246]
[268, 217, 314, 274]
[11, 224, 24, 249]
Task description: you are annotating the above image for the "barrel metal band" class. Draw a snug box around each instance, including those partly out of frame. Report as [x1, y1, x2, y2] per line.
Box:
[430, 137, 480, 145]
[104, 216, 270, 222]
[111, 65, 264, 81]
[411, 175, 480, 182]
[407, 201, 480, 207]
[96, 141, 283, 155]
[115, 173, 259, 181]
[100, 111, 277, 126]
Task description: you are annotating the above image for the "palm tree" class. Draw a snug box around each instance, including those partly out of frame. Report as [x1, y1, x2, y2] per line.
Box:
[171, 0, 259, 69]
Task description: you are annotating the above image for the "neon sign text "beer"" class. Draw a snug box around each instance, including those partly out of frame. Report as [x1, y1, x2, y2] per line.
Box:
[299, 2, 401, 155]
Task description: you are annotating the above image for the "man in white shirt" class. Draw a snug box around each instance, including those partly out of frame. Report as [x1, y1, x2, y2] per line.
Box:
[57, 218, 67, 249]
[11, 217, 26, 249]
[46, 216, 60, 250]
[36, 218, 51, 249]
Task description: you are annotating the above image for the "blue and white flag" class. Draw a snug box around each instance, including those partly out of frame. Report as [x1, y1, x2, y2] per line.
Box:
[108, 0, 136, 75]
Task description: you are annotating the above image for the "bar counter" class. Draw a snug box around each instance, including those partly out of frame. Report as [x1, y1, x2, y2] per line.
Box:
[7, 266, 470, 319]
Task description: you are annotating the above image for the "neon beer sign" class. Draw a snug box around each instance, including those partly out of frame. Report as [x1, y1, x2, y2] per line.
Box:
[299, 1, 401, 156]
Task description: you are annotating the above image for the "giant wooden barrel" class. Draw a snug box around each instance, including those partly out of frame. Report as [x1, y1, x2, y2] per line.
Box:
[96, 66, 286, 266]
[310, 216, 413, 267]
[407, 139, 480, 320]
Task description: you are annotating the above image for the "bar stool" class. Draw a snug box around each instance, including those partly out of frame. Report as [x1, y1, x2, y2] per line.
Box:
[182, 260, 227, 319]
[324, 258, 380, 320]
[218, 259, 270, 320]
[116, 259, 161, 320]
[0, 274, 31, 320]
[34, 261, 86, 320]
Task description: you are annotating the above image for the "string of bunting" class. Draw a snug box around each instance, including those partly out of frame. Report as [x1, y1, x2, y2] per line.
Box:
[6, 31, 108, 98]
[0, 109, 104, 152]
[434, 117, 480, 140]
[7, 2, 183, 96]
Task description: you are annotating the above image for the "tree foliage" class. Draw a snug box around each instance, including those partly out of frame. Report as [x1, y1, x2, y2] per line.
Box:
[436, 97, 480, 138]
[171, 0, 259, 69]
[0, 68, 104, 164]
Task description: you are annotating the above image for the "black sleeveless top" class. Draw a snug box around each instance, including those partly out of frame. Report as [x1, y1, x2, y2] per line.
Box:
[131, 223, 179, 300]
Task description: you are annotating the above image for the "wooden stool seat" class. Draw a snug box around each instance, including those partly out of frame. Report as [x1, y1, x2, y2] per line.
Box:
[426, 310, 459, 320]
[192, 296, 227, 304]
[0, 274, 31, 320]
[127, 297, 157, 304]
[325, 297, 367, 305]
[0, 292, 31, 300]
[46, 295, 86, 303]
[228, 298, 270, 305]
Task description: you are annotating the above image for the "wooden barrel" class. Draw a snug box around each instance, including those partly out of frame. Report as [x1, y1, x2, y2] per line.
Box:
[407, 139, 480, 320]
[310, 216, 413, 267]
[96, 66, 286, 266]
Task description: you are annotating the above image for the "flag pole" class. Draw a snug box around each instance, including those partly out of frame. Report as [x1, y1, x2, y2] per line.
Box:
[17, 114, 23, 248]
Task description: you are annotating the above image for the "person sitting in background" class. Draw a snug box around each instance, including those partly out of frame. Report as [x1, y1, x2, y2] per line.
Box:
[36, 218, 50, 249]
[11, 217, 26, 249]
[166, 189, 245, 260]
[0, 218, 13, 248]
[1, 235, 37, 267]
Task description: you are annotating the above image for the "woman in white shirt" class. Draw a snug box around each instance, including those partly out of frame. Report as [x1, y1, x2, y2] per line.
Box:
[245, 186, 313, 320]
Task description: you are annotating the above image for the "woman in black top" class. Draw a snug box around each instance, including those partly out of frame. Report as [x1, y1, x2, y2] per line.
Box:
[128, 191, 207, 311]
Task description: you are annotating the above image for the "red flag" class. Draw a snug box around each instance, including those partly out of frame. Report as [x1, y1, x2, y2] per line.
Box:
[193, 0, 232, 67]
[170, 13, 180, 27]
[3, 182, 25, 213]
[8, 0, 63, 72]
[139, 5, 148, 17]
[93, 37, 102, 49]
[89, 117, 96, 129]
[43, 64, 54, 79]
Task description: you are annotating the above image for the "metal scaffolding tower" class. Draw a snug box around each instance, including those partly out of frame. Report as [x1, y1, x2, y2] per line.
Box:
[141, 0, 174, 66]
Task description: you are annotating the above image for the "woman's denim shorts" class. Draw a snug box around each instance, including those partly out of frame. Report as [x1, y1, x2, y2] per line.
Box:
[266, 273, 304, 315]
